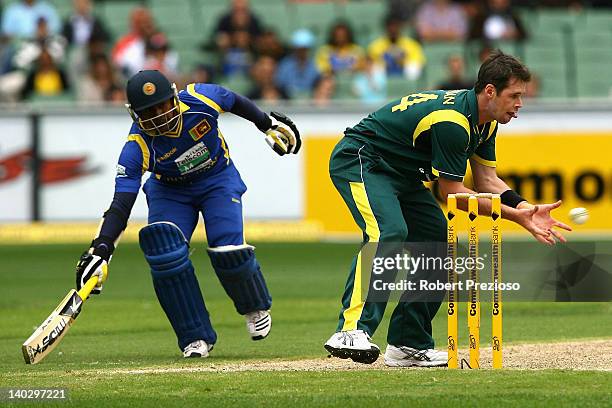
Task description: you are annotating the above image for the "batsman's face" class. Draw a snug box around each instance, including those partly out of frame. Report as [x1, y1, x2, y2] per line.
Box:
[137, 98, 180, 135]
[486, 78, 527, 124]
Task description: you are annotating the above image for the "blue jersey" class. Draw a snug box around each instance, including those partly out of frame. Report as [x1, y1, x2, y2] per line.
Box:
[115, 83, 236, 193]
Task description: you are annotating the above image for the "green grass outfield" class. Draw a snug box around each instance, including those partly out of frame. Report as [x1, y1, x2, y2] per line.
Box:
[0, 242, 610, 407]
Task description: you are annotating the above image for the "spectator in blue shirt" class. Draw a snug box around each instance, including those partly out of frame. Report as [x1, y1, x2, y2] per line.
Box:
[1, 0, 60, 39]
[221, 29, 254, 78]
[276, 29, 320, 99]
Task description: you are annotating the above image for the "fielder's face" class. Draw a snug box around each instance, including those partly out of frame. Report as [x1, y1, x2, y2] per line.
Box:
[486, 77, 527, 124]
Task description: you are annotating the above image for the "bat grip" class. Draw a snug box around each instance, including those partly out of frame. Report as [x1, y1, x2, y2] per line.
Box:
[77, 275, 99, 299]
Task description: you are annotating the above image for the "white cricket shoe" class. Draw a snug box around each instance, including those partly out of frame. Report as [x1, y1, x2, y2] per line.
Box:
[246, 310, 271, 340]
[183, 339, 213, 358]
[384, 344, 448, 367]
[324, 330, 380, 364]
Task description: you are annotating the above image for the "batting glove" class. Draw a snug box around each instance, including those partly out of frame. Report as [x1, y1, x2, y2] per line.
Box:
[76, 252, 108, 295]
[264, 111, 301, 156]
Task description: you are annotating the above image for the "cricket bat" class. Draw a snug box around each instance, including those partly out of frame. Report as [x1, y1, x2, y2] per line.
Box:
[22, 267, 106, 364]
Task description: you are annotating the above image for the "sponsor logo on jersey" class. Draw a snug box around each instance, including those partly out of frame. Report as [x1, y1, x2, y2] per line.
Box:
[157, 147, 177, 162]
[188, 119, 212, 141]
[174, 142, 215, 175]
[116, 164, 127, 178]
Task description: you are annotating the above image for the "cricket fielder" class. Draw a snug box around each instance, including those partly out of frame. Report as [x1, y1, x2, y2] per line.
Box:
[75, 70, 300, 358]
[324, 51, 571, 366]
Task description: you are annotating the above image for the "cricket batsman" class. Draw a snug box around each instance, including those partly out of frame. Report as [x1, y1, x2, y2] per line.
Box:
[74, 70, 300, 358]
[324, 50, 571, 366]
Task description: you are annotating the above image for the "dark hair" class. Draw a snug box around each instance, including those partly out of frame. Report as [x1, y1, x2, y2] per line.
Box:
[384, 14, 403, 27]
[474, 50, 531, 93]
[327, 20, 355, 46]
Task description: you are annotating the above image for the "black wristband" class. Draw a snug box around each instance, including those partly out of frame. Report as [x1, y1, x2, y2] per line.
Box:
[91, 236, 115, 261]
[500, 189, 527, 208]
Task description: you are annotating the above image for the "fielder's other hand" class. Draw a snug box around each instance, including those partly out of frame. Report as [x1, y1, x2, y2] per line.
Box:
[264, 111, 301, 156]
[518, 200, 572, 245]
[76, 252, 108, 295]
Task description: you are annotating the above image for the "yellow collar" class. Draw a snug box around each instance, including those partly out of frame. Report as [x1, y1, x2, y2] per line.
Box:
[161, 101, 190, 138]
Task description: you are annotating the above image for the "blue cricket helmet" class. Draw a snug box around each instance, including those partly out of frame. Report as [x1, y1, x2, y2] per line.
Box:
[126, 70, 174, 112]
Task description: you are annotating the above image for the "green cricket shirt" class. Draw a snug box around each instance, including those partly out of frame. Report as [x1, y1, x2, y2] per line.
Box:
[345, 89, 498, 182]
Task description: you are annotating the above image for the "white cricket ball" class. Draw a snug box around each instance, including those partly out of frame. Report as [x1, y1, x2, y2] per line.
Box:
[569, 207, 589, 224]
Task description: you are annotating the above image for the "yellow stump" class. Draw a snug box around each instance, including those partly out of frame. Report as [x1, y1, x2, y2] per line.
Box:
[446, 195, 458, 369]
[491, 195, 503, 369]
[467, 196, 480, 369]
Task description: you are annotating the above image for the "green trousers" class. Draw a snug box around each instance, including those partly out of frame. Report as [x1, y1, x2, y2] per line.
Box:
[329, 136, 446, 349]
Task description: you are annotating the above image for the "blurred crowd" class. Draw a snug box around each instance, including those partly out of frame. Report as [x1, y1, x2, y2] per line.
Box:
[0, 0, 603, 105]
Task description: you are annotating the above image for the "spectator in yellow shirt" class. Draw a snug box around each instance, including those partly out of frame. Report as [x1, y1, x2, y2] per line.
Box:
[21, 47, 70, 99]
[315, 21, 364, 75]
[368, 15, 425, 80]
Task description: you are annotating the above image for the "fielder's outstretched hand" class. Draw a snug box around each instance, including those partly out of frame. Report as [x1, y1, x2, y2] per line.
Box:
[264, 111, 301, 156]
[517, 200, 572, 245]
